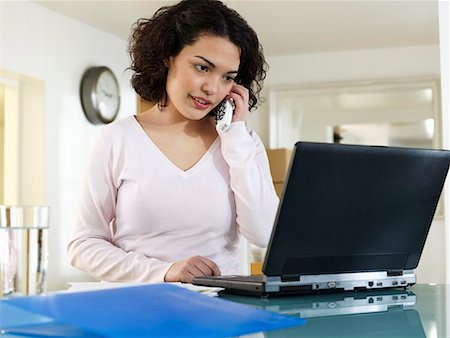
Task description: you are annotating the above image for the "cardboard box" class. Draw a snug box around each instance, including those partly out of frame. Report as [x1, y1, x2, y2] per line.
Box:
[274, 182, 284, 197]
[137, 95, 154, 113]
[251, 262, 263, 275]
[266, 148, 292, 183]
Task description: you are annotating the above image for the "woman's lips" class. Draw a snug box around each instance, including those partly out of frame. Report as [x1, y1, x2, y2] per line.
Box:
[191, 95, 212, 109]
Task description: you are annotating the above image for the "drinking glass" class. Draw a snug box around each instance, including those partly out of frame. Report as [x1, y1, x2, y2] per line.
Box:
[0, 205, 50, 298]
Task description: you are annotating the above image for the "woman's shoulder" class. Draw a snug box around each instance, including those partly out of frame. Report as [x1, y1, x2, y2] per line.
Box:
[97, 115, 138, 137]
[102, 115, 136, 131]
[92, 115, 140, 149]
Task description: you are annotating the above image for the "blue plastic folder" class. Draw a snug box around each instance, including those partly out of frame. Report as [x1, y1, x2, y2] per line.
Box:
[2, 284, 304, 337]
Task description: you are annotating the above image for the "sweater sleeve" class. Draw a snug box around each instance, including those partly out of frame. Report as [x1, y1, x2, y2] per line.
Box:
[67, 128, 172, 283]
[219, 121, 279, 247]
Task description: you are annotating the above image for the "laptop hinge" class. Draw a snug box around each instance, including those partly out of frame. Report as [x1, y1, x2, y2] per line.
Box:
[387, 270, 403, 277]
[281, 274, 300, 282]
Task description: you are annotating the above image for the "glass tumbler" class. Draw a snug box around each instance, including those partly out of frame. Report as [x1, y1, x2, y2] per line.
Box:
[0, 205, 50, 298]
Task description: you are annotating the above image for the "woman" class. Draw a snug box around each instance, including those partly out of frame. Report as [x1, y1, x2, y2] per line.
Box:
[68, 0, 279, 284]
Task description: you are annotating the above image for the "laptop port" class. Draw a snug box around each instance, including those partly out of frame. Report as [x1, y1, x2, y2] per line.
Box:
[328, 282, 337, 289]
[392, 281, 398, 286]
[376, 282, 383, 287]
[368, 281, 374, 287]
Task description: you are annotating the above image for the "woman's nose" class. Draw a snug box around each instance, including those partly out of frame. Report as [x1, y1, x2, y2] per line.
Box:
[201, 77, 220, 96]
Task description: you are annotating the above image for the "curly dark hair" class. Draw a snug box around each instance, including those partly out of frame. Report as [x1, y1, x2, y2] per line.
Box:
[128, 0, 267, 112]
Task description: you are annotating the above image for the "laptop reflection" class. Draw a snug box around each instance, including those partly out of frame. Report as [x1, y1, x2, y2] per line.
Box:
[221, 289, 425, 338]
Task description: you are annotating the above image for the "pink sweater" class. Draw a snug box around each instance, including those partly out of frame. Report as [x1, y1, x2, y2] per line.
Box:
[68, 116, 279, 282]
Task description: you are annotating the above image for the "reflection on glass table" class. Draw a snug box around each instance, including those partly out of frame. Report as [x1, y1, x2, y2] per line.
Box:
[223, 288, 427, 338]
[0, 284, 447, 337]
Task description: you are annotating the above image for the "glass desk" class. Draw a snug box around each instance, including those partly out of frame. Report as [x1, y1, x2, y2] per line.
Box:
[0, 284, 448, 337]
[229, 284, 448, 337]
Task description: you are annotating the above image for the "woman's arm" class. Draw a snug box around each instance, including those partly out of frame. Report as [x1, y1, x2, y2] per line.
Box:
[67, 128, 172, 283]
[219, 122, 279, 247]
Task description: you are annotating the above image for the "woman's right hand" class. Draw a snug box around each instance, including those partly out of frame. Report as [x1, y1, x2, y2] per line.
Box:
[164, 256, 221, 283]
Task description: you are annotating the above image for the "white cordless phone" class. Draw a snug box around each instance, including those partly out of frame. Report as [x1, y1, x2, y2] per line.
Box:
[214, 99, 234, 133]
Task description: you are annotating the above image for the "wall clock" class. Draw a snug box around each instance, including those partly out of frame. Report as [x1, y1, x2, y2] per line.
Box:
[80, 66, 120, 124]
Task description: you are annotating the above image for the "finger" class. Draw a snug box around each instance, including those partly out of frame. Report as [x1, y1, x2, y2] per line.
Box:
[193, 260, 215, 276]
[186, 256, 213, 276]
[227, 92, 243, 108]
[197, 257, 221, 276]
[228, 89, 243, 102]
[187, 260, 211, 277]
[228, 93, 247, 121]
[180, 270, 197, 284]
[230, 84, 249, 102]
[231, 83, 248, 96]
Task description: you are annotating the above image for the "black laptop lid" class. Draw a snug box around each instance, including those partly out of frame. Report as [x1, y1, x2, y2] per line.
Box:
[263, 142, 450, 277]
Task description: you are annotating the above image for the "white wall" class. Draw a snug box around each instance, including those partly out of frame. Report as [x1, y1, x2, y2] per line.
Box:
[267, 45, 440, 87]
[248, 45, 440, 146]
[2, 1, 136, 290]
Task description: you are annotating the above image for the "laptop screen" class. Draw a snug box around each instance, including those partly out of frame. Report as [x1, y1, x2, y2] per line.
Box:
[263, 142, 450, 277]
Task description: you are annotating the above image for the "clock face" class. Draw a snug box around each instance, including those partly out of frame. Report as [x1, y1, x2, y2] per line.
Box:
[80, 66, 121, 125]
[96, 70, 120, 120]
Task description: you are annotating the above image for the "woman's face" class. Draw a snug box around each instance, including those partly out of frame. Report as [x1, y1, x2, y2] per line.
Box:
[165, 34, 240, 120]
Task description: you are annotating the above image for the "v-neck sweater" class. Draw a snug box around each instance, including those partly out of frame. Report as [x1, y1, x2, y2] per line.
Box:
[68, 116, 279, 282]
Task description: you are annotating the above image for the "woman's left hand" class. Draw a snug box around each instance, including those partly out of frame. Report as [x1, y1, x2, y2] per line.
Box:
[227, 83, 249, 123]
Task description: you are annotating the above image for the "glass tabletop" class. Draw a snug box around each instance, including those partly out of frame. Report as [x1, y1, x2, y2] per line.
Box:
[0, 284, 448, 337]
[222, 284, 449, 338]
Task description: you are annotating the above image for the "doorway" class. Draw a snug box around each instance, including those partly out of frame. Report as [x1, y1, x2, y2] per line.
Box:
[0, 71, 45, 205]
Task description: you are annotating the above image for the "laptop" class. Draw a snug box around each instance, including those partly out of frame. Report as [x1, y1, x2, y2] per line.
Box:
[193, 142, 450, 296]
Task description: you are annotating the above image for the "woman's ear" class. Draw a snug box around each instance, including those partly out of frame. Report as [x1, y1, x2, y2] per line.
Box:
[164, 57, 174, 68]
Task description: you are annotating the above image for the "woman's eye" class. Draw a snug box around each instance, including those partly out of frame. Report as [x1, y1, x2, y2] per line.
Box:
[224, 76, 236, 83]
[195, 64, 208, 72]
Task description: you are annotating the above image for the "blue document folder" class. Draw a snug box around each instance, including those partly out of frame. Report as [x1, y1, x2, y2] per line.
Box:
[2, 283, 304, 337]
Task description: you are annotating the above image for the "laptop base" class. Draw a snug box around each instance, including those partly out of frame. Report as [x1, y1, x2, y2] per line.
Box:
[193, 270, 416, 297]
